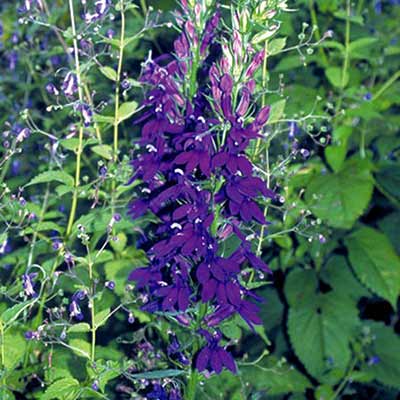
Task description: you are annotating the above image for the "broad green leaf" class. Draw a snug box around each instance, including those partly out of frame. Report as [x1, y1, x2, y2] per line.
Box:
[91, 144, 113, 160]
[68, 322, 90, 333]
[94, 114, 114, 124]
[325, 67, 349, 88]
[94, 308, 110, 329]
[378, 212, 400, 253]
[1, 300, 34, 324]
[363, 322, 400, 389]
[3, 330, 27, 370]
[345, 226, 400, 307]
[268, 99, 286, 123]
[41, 378, 80, 400]
[99, 66, 117, 81]
[26, 170, 74, 187]
[109, 233, 127, 253]
[241, 358, 311, 395]
[0, 388, 15, 400]
[269, 37, 287, 55]
[24, 221, 64, 235]
[325, 143, 347, 173]
[321, 256, 369, 302]
[305, 158, 374, 229]
[69, 339, 91, 359]
[117, 101, 138, 123]
[375, 166, 400, 205]
[285, 269, 359, 382]
[349, 38, 378, 59]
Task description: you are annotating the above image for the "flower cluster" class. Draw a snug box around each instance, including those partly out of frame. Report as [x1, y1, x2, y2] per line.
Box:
[128, 1, 275, 375]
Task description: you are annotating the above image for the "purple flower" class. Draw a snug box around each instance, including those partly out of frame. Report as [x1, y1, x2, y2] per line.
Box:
[62, 72, 78, 97]
[195, 330, 236, 374]
[69, 300, 84, 320]
[23, 273, 37, 297]
[46, 83, 59, 96]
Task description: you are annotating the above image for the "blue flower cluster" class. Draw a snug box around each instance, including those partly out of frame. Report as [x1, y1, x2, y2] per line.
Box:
[128, 2, 275, 375]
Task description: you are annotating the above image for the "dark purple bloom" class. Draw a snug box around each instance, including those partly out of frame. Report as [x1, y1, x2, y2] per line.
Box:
[69, 300, 84, 320]
[195, 330, 236, 374]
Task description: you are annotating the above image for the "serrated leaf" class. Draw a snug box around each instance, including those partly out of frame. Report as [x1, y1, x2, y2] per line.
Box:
[41, 378, 80, 400]
[99, 66, 117, 81]
[26, 170, 74, 187]
[59, 138, 80, 151]
[345, 226, 400, 307]
[375, 165, 400, 205]
[91, 144, 113, 160]
[305, 158, 374, 229]
[117, 101, 138, 124]
[285, 269, 359, 382]
[363, 322, 400, 389]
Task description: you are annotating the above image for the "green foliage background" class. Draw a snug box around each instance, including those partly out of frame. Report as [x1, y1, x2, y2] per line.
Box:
[0, 0, 399, 399]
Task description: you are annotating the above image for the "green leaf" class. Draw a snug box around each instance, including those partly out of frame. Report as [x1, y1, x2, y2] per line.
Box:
[94, 308, 110, 329]
[325, 67, 349, 88]
[349, 38, 378, 59]
[99, 66, 117, 81]
[68, 323, 90, 333]
[69, 339, 91, 359]
[127, 369, 185, 379]
[305, 158, 374, 229]
[24, 221, 65, 235]
[91, 144, 113, 160]
[325, 143, 347, 173]
[1, 300, 34, 324]
[26, 170, 74, 187]
[321, 256, 369, 302]
[269, 37, 287, 55]
[345, 226, 400, 307]
[41, 378, 80, 400]
[241, 358, 311, 395]
[285, 269, 359, 382]
[363, 322, 400, 389]
[3, 330, 27, 370]
[109, 233, 127, 253]
[117, 101, 138, 124]
[268, 99, 286, 123]
[0, 388, 15, 400]
[375, 166, 400, 205]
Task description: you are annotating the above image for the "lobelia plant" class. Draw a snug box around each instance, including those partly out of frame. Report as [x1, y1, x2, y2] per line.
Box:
[127, 0, 295, 397]
[2, 0, 399, 399]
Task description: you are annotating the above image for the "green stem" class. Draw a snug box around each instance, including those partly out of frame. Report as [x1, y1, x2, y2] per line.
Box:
[341, 0, 351, 89]
[66, 0, 85, 237]
[329, 357, 358, 400]
[0, 321, 5, 386]
[254, 40, 269, 158]
[113, 0, 126, 160]
[373, 70, 400, 100]
[185, 369, 199, 400]
[308, 0, 329, 66]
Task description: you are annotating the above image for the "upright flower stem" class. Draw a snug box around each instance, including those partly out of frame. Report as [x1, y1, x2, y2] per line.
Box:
[254, 40, 270, 259]
[185, 370, 199, 400]
[113, 0, 126, 160]
[0, 320, 5, 386]
[66, 0, 85, 237]
[87, 254, 96, 363]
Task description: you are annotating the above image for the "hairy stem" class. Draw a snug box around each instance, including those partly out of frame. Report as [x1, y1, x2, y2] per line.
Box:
[66, 0, 85, 237]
